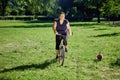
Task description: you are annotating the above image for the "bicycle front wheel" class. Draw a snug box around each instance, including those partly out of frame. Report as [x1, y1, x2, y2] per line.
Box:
[59, 48, 65, 66]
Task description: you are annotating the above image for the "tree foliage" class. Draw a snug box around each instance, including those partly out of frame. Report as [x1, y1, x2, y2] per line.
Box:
[0, 0, 119, 21]
[74, 0, 106, 23]
[102, 0, 120, 19]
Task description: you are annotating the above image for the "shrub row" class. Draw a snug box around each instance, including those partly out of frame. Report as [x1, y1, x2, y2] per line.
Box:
[0, 16, 53, 21]
[0, 16, 34, 20]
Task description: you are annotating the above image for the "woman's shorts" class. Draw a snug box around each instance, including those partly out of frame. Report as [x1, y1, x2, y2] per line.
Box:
[56, 35, 67, 50]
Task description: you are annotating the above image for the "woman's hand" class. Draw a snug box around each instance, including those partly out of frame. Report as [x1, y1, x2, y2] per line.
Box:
[69, 33, 72, 36]
[55, 32, 58, 35]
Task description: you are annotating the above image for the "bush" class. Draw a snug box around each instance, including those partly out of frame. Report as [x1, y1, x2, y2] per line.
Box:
[10, 10, 18, 16]
[37, 16, 54, 21]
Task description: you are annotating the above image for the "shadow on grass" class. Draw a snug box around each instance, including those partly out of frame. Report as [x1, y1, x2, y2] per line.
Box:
[93, 59, 102, 64]
[26, 20, 53, 23]
[0, 58, 57, 73]
[93, 59, 102, 69]
[110, 57, 120, 68]
[94, 28, 109, 31]
[0, 24, 52, 28]
[0, 21, 101, 28]
[71, 23, 97, 27]
[93, 32, 120, 37]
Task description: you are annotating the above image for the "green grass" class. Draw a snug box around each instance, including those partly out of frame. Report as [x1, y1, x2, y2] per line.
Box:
[0, 20, 120, 80]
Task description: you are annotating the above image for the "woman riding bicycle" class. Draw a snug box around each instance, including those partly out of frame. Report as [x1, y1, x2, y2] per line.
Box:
[52, 12, 72, 59]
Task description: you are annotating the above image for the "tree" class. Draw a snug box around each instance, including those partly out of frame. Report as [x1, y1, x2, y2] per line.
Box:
[42, 0, 59, 16]
[74, 0, 106, 23]
[8, 0, 43, 18]
[0, 0, 9, 17]
[102, 0, 120, 24]
[90, 0, 106, 23]
[50, 0, 62, 17]
[0, 1, 1, 15]
[0, 0, 61, 18]
[16, 0, 58, 17]
[58, 0, 73, 14]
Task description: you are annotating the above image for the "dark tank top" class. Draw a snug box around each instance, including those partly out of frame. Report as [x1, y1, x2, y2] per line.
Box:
[55, 19, 68, 35]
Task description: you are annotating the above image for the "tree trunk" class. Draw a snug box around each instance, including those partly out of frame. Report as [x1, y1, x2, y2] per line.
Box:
[113, 20, 114, 24]
[1, 0, 5, 16]
[1, 0, 9, 17]
[97, 3, 100, 23]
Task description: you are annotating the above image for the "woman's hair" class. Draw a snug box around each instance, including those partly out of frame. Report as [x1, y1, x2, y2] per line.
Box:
[60, 12, 65, 15]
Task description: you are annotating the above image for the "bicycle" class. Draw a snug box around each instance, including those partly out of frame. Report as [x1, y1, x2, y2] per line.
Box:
[57, 32, 72, 66]
[57, 34, 65, 66]
[56, 33, 69, 66]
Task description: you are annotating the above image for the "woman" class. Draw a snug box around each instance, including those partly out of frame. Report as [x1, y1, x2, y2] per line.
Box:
[52, 12, 72, 59]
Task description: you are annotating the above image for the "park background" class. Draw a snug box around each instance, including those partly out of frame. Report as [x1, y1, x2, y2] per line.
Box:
[0, 0, 120, 80]
[0, 0, 120, 22]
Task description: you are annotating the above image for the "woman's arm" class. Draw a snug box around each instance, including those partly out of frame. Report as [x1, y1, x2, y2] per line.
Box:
[66, 22, 72, 36]
[52, 21, 58, 35]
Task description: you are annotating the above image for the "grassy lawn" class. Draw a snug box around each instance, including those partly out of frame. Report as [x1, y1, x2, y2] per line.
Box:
[0, 20, 120, 80]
